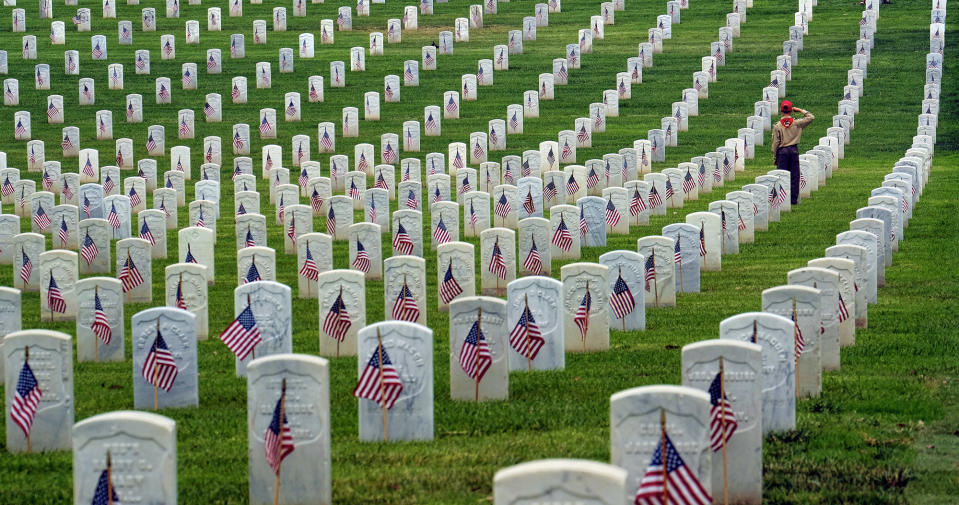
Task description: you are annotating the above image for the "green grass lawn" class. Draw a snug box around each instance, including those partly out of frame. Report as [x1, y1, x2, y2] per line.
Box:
[1, 0, 957, 503]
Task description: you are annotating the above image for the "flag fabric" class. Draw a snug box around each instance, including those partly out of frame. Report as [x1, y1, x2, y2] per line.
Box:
[699, 227, 707, 257]
[523, 191, 536, 215]
[610, 273, 636, 320]
[174, 279, 188, 309]
[523, 238, 543, 274]
[299, 246, 319, 281]
[698, 162, 706, 187]
[348, 180, 361, 200]
[322, 292, 352, 342]
[495, 193, 511, 218]
[579, 207, 589, 238]
[142, 329, 178, 391]
[90, 291, 113, 345]
[20, 251, 33, 284]
[633, 433, 712, 505]
[552, 217, 573, 251]
[439, 262, 464, 304]
[391, 283, 420, 322]
[648, 186, 663, 208]
[682, 171, 696, 194]
[489, 240, 508, 279]
[327, 207, 336, 236]
[630, 188, 646, 216]
[664, 179, 675, 200]
[119, 255, 144, 292]
[406, 189, 419, 210]
[433, 217, 451, 245]
[573, 289, 592, 340]
[459, 321, 492, 381]
[91, 467, 119, 505]
[286, 216, 297, 244]
[219, 304, 263, 360]
[244, 261, 262, 284]
[264, 392, 294, 475]
[586, 167, 599, 189]
[259, 116, 272, 136]
[793, 311, 805, 359]
[128, 187, 141, 208]
[838, 292, 850, 322]
[605, 199, 621, 227]
[310, 189, 323, 213]
[1, 176, 13, 197]
[469, 201, 478, 228]
[11, 361, 43, 438]
[392, 223, 415, 255]
[58, 218, 70, 245]
[544, 181, 557, 202]
[644, 254, 656, 291]
[353, 345, 404, 409]
[81, 233, 99, 265]
[352, 240, 371, 272]
[708, 371, 738, 451]
[34, 204, 51, 230]
[47, 276, 67, 313]
[184, 245, 198, 264]
[673, 239, 682, 264]
[509, 305, 544, 360]
[565, 174, 580, 196]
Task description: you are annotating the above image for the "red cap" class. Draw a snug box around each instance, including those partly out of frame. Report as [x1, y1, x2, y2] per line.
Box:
[781, 100, 793, 114]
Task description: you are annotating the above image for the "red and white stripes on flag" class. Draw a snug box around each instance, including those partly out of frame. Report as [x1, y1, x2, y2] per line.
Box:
[708, 372, 738, 451]
[219, 305, 263, 361]
[353, 344, 404, 409]
[633, 433, 712, 505]
[459, 321, 492, 381]
[322, 292, 352, 342]
[142, 329, 179, 392]
[11, 361, 42, 438]
[509, 305, 545, 361]
[91, 292, 113, 345]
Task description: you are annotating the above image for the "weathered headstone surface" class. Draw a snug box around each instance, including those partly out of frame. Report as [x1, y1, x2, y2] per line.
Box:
[357, 321, 434, 441]
[165, 263, 209, 340]
[75, 277, 124, 363]
[787, 267, 842, 370]
[448, 297, 509, 402]
[561, 263, 609, 352]
[39, 250, 78, 321]
[132, 307, 198, 409]
[598, 250, 645, 331]
[662, 222, 701, 292]
[637, 236, 676, 307]
[247, 354, 331, 505]
[762, 285, 821, 397]
[4, 329, 74, 452]
[316, 270, 364, 358]
[234, 282, 293, 377]
[493, 460, 627, 504]
[72, 411, 177, 505]
[719, 312, 796, 433]
[436, 242, 475, 311]
[610, 385, 712, 500]
[506, 276, 564, 371]
[682, 340, 763, 504]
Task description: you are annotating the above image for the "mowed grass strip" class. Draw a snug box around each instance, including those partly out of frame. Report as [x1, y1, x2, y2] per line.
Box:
[0, 0, 956, 503]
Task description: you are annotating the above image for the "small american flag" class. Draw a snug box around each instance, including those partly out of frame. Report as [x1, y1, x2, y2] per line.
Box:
[91, 466, 119, 505]
[406, 189, 419, 210]
[220, 304, 262, 360]
[367, 199, 377, 223]
[565, 173, 580, 196]
[327, 207, 336, 236]
[47, 275, 67, 313]
[299, 245, 319, 281]
[440, 261, 463, 304]
[523, 237, 543, 274]
[523, 191, 536, 215]
[577, 126, 590, 144]
[349, 180, 361, 200]
[446, 95, 458, 113]
[233, 131, 244, 150]
[119, 255, 144, 292]
[146, 133, 158, 153]
[682, 171, 696, 194]
[552, 216, 573, 251]
[510, 112, 519, 131]
[195, 208, 206, 228]
[81, 233, 99, 265]
[489, 127, 499, 146]
[610, 273, 635, 320]
[383, 143, 398, 164]
[310, 189, 324, 214]
[46, 102, 59, 120]
[15, 120, 27, 137]
[20, 250, 33, 284]
[579, 207, 589, 238]
[546, 148, 556, 167]
[664, 179, 675, 201]
[58, 218, 70, 245]
[5, 85, 15, 103]
[605, 199, 621, 227]
[207, 55, 217, 70]
[586, 167, 599, 189]
[354, 344, 404, 409]
[258, 116, 272, 136]
[644, 254, 656, 291]
[264, 390, 294, 475]
[634, 433, 712, 505]
[473, 140, 485, 160]
[34, 204, 52, 230]
[231, 84, 241, 101]
[425, 113, 438, 132]
[792, 310, 805, 360]
[709, 370, 738, 451]
[648, 186, 663, 209]
[41, 170, 52, 190]
[509, 304, 544, 360]
[393, 223, 415, 255]
[561, 141, 573, 162]
[391, 282, 420, 322]
[629, 189, 645, 216]
[62, 181, 73, 201]
[838, 292, 850, 322]
[573, 289, 591, 340]
[699, 227, 707, 257]
[424, 51, 434, 66]
[245, 260, 262, 284]
[494, 193, 511, 218]
[433, 217, 451, 245]
[459, 320, 492, 381]
[469, 201, 478, 228]
[11, 360, 42, 438]
[544, 181, 557, 202]
[184, 244, 198, 264]
[352, 240, 371, 272]
[92, 43, 103, 59]
[309, 84, 319, 101]
[557, 64, 568, 82]
[244, 228, 255, 248]
[61, 134, 73, 152]
[489, 240, 508, 279]
[320, 129, 334, 149]
[775, 185, 787, 208]
[136, 55, 146, 70]
[453, 151, 465, 170]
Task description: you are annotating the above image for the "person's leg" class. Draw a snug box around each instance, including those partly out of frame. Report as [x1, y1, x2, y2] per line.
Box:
[786, 146, 800, 205]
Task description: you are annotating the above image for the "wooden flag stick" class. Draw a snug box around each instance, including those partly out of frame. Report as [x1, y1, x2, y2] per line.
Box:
[619, 266, 626, 331]
[678, 245, 684, 295]
[376, 328, 389, 441]
[475, 307, 483, 403]
[106, 450, 114, 505]
[720, 357, 729, 505]
[652, 250, 659, 308]
[48, 269, 54, 322]
[524, 294, 532, 372]
[154, 319, 161, 411]
[752, 319, 758, 344]
[94, 285, 100, 363]
[336, 285, 343, 358]
[660, 407, 668, 505]
[793, 297, 800, 398]
[24, 346, 31, 453]
[721, 211, 726, 254]
[273, 378, 287, 505]
[248, 293, 257, 361]
[495, 237, 500, 293]
[583, 280, 590, 353]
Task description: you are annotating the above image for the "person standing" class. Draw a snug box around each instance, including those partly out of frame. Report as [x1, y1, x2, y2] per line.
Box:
[771, 100, 815, 205]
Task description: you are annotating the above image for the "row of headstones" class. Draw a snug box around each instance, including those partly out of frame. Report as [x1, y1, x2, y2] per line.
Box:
[490, 7, 949, 504]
